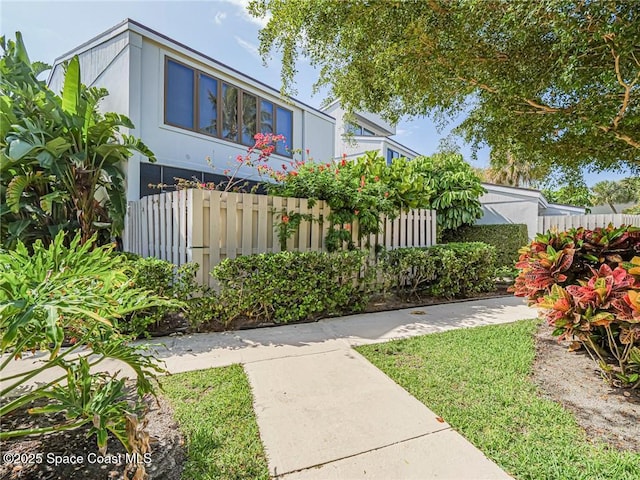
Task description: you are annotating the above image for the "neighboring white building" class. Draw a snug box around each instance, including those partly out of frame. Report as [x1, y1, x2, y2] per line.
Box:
[322, 101, 419, 162]
[48, 19, 335, 200]
[479, 183, 585, 238]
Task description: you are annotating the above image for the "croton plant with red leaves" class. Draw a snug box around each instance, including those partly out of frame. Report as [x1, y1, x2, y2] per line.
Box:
[512, 224, 640, 388]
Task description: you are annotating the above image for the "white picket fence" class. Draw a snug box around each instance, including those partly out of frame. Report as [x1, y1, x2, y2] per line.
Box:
[124, 189, 437, 287]
[538, 213, 640, 233]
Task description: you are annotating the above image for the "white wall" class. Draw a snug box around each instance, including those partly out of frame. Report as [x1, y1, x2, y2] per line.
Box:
[49, 31, 132, 117]
[303, 110, 335, 161]
[541, 204, 585, 216]
[477, 189, 540, 239]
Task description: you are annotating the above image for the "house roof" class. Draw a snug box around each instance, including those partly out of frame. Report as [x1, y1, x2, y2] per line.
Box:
[49, 18, 334, 122]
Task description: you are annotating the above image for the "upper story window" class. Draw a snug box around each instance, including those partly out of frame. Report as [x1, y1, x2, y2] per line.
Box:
[386, 148, 401, 165]
[345, 122, 375, 136]
[164, 57, 293, 156]
[276, 107, 293, 156]
[166, 60, 194, 129]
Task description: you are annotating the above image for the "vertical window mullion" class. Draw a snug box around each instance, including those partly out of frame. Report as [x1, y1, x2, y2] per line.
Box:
[194, 70, 199, 132]
[238, 91, 244, 145]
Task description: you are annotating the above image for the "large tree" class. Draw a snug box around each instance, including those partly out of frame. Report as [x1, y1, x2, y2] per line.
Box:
[250, 0, 640, 173]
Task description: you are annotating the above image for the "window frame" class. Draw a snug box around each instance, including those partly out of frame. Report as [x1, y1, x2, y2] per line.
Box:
[164, 56, 294, 157]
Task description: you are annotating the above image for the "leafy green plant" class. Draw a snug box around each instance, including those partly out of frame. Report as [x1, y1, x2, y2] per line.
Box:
[267, 150, 484, 250]
[442, 223, 529, 268]
[275, 210, 315, 251]
[0, 232, 179, 469]
[409, 154, 485, 234]
[1, 33, 155, 249]
[127, 257, 216, 333]
[380, 242, 496, 299]
[513, 224, 640, 388]
[211, 250, 371, 326]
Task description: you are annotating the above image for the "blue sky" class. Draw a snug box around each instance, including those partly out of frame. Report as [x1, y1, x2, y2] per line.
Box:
[1, 0, 630, 187]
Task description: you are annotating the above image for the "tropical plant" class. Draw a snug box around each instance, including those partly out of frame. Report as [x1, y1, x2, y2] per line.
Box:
[513, 225, 640, 387]
[0, 232, 179, 475]
[1, 33, 155, 249]
[267, 150, 484, 248]
[410, 153, 485, 234]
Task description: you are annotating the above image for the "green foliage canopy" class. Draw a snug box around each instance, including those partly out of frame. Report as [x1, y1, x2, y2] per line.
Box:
[250, 0, 640, 173]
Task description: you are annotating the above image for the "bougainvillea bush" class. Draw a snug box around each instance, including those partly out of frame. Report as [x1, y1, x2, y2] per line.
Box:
[512, 224, 640, 388]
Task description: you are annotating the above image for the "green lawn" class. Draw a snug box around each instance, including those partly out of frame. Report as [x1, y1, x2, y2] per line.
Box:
[357, 320, 640, 480]
[160, 365, 269, 480]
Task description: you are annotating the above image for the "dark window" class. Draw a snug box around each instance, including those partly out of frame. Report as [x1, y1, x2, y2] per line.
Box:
[166, 60, 194, 129]
[198, 73, 218, 136]
[260, 100, 273, 134]
[163, 166, 202, 188]
[386, 148, 400, 165]
[164, 57, 293, 157]
[345, 122, 360, 135]
[222, 83, 238, 141]
[276, 106, 293, 156]
[362, 127, 375, 136]
[242, 93, 257, 145]
[140, 163, 162, 198]
[139, 164, 269, 198]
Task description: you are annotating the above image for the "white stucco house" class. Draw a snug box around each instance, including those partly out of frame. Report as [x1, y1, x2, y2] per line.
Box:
[46, 19, 584, 240]
[47, 18, 335, 201]
[322, 101, 419, 162]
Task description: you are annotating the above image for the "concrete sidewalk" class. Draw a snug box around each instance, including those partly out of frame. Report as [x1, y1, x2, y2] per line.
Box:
[159, 295, 530, 479]
[3, 296, 533, 479]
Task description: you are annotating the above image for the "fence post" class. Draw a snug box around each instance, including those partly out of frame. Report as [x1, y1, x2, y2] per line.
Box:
[187, 189, 205, 284]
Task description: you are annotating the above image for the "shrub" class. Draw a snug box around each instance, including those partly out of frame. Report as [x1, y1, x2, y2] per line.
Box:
[380, 242, 497, 298]
[211, 250, 371, 325]
[0, 232, 179, 474]
[127, 257, 216, 333]
[513, 224, 640, 388]
[442, 224, 529, 268]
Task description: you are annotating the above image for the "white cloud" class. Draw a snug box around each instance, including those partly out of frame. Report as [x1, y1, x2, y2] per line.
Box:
[234, 35, 260, 58]
[223, 0, 271, 28]
[213, 11, 227, 25]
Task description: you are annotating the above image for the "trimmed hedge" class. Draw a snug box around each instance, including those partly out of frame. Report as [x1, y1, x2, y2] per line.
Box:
[211, 250, 371, 325]
[380, 242, 497, 298]
[443, 224, 528, 268]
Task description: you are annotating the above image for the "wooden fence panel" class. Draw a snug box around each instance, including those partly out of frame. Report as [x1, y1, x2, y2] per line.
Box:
[125, 190, 437, 287]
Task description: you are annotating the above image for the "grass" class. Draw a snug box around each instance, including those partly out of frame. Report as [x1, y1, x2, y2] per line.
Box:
[160, 365, 269, 480]
[356, 319, 640, 480]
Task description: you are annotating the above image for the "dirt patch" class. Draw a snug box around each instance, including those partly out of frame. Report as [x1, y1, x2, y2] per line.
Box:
[531, 323, 640, 452]
[0, 394, 185, 480]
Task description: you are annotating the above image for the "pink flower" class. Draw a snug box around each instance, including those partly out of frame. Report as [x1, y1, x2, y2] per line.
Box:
[282, 215, 290, 224]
